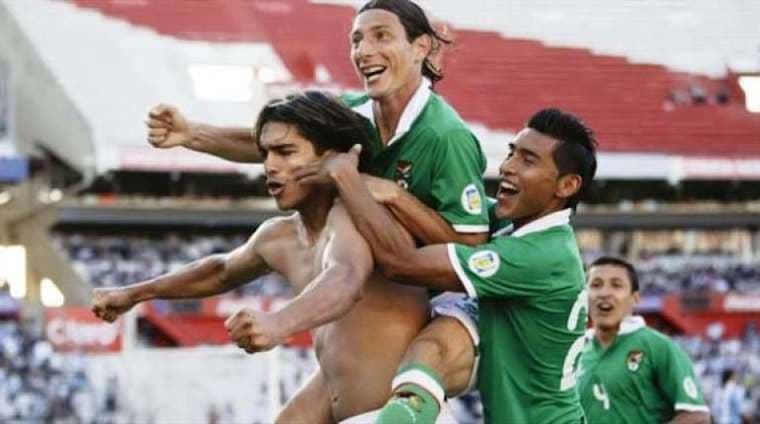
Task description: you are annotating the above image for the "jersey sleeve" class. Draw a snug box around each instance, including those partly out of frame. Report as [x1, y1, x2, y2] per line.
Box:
[446, 235, 562, 299]
[655, 339, 710, 414]
[430, 130, 489, 234]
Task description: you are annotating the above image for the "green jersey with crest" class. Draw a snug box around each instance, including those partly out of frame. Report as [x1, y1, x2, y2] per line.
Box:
[577, 316, 709, 423]
[447, 209, 588, 423]
[340, 85, 489, 234]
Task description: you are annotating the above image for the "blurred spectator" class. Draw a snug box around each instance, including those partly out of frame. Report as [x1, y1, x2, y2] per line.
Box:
[711, 369, 746, 424]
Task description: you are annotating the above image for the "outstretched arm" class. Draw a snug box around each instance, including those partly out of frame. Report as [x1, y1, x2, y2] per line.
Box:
[365, 175, 487, 246]
[91, 222, 274, 322]
[224, 204, 375, 353]
[146, 104, 262, 163]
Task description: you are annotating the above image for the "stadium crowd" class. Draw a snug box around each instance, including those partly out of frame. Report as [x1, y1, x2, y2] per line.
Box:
[675, 324, 760, 422]
[0, 318, 115, 422]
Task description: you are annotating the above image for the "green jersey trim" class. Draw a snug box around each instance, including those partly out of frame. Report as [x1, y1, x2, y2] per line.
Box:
[676, 403, 711, 413]
[452, 224, 490, 233]
[511, 208, 571, 237]
[446, 243, 478, 298]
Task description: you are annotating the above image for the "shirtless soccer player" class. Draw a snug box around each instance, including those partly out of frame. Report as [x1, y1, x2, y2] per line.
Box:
[92, 92, 436, 423]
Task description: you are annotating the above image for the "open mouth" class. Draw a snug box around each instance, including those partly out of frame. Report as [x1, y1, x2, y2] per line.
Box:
[596, 303, 614, 314]
[497, 180, 520, 198]
[266, 181, 285, 197]
[361, 65, 387, 84]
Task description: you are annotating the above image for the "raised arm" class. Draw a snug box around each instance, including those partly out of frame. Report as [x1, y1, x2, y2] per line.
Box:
[91, 221, 276, 322]
[146, 104, 262, 163]
[224, 203, 375, 353]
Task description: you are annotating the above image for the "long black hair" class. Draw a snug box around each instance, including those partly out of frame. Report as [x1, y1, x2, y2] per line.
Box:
[254, 91, 373, 171]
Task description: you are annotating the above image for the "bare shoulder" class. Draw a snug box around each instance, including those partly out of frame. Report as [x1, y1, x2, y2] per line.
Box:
[249, 213, 299, 249]
[327, 199, 351, 223]
[326, 200, 360, 234]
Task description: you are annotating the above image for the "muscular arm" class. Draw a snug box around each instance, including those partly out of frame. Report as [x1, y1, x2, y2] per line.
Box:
[123, 225, 272, 303]
[271, 204, 374, 336]
[670, 411, 711, 424]
[185, 123, 262, 163]
[334, 166, 464, 292]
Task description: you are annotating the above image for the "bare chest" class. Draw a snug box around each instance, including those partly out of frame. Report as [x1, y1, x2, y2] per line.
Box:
[265, 235, 329, 294]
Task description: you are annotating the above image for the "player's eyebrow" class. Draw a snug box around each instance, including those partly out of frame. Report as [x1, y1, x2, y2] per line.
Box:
[352, 24, 393, 37]
[515, 145, 541, 161]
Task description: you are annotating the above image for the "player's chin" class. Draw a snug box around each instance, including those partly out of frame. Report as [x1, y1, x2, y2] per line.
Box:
[494, 202, 520, 220]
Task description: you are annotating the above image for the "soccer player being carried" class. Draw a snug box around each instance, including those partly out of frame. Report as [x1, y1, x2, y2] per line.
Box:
[92, 92, 440, 423]
[145, 0, 491, 422]
[577, 256, 711, 423]
[299, 108, 599, 423]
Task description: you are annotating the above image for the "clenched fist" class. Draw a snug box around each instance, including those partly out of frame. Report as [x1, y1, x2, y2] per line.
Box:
[145, 104, 193, 149]
[224, 308, 286, 354]
[91, 287, 136, 323]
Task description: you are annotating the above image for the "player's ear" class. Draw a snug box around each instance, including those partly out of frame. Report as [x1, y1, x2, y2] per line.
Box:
[412, 34, 432, 64]
[556, 173, 582, 201]
[631, 291, 641, 306]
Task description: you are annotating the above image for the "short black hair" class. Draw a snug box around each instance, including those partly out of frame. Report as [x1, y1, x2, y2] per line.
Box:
[527, 108, 598, 209]
[359, 0, 451, 84]
[589, 256, 639, 293]
[254, 91, 373, 171]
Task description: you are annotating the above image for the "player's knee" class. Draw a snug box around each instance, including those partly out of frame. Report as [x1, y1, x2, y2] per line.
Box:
[408, 334, 448, 365]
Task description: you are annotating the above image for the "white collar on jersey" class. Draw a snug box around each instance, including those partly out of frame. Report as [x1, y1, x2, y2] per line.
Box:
[585, 315, 647, 341]
[352, 78, 432, 147]
[493, 208, 572, 238]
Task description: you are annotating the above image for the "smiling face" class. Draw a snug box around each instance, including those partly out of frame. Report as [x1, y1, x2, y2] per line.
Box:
[587, 264, 641, 331]
[260, 122, 325, 211]
[350, 9, 429, 100]
[495, 129, 580, 225]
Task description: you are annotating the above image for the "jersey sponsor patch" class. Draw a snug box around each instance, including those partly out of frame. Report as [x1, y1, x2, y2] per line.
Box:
[626, 350, 644, 372]
[683, 376, 699, 400]
[468, 250, 499, 278]
[461, 184, 483, 215]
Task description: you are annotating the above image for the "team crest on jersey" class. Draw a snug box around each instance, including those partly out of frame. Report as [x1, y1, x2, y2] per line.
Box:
[395, 161, 412, 190]
[461, 184, 483, 215]
[468, 250, 500, 278]
[626, 350, 644, 372]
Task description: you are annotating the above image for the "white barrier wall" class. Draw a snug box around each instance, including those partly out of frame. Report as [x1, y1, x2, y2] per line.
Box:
[85, 346, 316, 423]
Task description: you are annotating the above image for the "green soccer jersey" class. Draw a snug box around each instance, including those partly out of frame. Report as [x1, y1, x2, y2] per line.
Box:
[340, 82, 489, 233]
[448, 209, 588, 423]
[577, 316, 709, 423]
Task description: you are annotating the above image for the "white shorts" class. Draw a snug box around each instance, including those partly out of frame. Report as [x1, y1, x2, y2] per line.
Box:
[429, 292, 480, 395]
[340, 403, 459, 424]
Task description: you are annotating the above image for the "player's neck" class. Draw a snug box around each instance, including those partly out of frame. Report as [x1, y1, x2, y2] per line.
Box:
[512, 202, 566, 231]
[595, 326, 620, 349]
[373, 76, 423, 144]
[295, 193, 334, 243]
